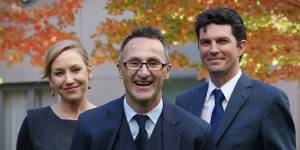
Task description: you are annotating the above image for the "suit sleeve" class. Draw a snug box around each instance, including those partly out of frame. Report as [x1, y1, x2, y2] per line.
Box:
[198, 126, 216, 150]
[17, 117, 34, 150]
[175, 94, 185, 108]
[175, 94, 196, 116]
[70, 117, 89, 150]
[261, 91, 296, 150]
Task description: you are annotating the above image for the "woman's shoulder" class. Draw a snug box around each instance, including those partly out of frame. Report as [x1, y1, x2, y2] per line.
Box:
[27, 106, 51, 116]
[26, 106, 54, 124]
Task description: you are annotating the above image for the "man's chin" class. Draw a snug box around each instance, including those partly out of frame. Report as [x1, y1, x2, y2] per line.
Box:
[132, 93, 154, 102]
[209, 68, 227, 75]
[135, 95, 152, 102]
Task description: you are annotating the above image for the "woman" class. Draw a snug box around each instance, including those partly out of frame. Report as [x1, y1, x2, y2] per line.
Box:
[17, 40, 96, 150]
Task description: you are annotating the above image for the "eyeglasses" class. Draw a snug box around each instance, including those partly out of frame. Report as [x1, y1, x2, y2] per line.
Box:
[122, 61, 168, 71]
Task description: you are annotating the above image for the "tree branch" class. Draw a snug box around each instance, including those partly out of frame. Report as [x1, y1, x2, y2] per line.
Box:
[283, 0, 300, 8]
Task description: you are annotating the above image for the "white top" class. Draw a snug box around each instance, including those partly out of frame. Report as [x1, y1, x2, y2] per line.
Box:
[123, 97, 163, 139]
[200, 70, 242, 123]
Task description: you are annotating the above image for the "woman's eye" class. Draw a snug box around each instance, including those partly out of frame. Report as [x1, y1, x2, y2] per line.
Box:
[54, 72, 63, 76]
[72, 68, 81, 73]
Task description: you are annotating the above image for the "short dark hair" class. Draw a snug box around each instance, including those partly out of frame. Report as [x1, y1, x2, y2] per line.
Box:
[195, 7, 247, 45]
[119, 27, 169, 62]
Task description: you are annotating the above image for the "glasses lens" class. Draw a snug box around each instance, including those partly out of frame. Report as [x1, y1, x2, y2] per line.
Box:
[124, 62, 166, 71]
[126, 62, 140, 70]
[147, 63, 161, 71]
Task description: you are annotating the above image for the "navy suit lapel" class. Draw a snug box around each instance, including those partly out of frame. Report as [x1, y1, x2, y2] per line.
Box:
[214, 74, 253, 143]
[105, 96, 125, 150]
[162, 101, 182, 150]
[192, 84, 208, 116]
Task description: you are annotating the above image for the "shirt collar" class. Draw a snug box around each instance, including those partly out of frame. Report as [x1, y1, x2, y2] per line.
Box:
[123, 96, 163, 125]
[206, 70, 242, 102]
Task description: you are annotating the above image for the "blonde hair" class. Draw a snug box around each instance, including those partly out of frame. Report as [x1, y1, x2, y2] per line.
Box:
[43, 39, 90, 78]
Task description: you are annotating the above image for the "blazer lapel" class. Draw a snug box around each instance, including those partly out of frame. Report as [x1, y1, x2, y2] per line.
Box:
[214, 74, 253, 143]
[192, 84, 208, 116]
[105, 96, 125, 150]
[162, 101, 182, 150]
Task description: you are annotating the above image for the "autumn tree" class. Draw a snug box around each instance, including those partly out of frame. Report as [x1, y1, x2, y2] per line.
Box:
[1, 0, 299, 83]
[92, 0, 300, 83]
[0, 0, 81, 66]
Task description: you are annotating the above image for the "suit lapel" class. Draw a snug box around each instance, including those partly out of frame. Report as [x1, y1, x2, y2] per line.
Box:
[214, 74, 253, 143]
[105, 96, 125, 150]
[162, 101, 182, 150]
[192, 84, 208, 116]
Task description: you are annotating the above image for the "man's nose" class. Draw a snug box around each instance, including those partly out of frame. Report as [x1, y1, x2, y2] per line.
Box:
[137, 64, 151, 77]
[210, 42, 220, 54]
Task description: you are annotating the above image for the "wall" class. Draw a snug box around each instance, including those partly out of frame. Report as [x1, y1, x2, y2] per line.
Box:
[275, 81, 300, 149]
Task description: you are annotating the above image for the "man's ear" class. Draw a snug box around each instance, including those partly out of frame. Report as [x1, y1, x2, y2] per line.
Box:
[238, 40, 247, 57]
[164, 64, 172, 79]
[116, 63, 123, 79]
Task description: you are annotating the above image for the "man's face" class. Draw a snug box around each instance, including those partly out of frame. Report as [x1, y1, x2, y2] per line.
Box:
[118, 37, 171, 106]
[198, 24, 246, 77]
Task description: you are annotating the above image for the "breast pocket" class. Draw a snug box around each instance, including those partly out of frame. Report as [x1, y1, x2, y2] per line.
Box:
[221, 127, 259, 150]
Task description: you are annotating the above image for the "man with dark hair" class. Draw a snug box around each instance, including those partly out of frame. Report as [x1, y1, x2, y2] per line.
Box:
[176, 8, 295, 150]
[70, 27, 215, 150]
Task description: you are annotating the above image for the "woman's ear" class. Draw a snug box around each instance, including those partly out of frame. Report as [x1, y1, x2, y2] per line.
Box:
[48, 78, 56, 96]
[87, 64, 93, 80]
[49, 77, 54, 88]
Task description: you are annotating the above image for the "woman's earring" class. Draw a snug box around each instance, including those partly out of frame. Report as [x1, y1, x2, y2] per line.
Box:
[50, 88, 55, 97]
[88, 85, 91, 90]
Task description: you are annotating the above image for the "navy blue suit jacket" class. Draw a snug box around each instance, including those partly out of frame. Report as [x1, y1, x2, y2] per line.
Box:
[70, 96, 215, 150]
[175, 73, 295, 150]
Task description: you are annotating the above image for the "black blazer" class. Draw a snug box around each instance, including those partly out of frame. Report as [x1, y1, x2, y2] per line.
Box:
[176, 73, 296, 150]
[70, 96, 215, 150]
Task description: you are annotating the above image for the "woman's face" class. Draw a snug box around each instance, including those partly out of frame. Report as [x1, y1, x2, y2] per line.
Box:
[49, 49, 92, 102]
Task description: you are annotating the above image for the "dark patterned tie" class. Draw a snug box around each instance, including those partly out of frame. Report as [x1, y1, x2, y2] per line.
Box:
[134, 114, 149, 150]
[210, 89, 225, 135]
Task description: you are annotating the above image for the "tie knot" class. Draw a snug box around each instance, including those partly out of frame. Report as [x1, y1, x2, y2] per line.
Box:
[213, 89, 225, 104]
[134, 114, 148, 129]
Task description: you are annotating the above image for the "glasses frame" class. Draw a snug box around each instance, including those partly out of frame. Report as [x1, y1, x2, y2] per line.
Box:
[122, 62, 168, 71]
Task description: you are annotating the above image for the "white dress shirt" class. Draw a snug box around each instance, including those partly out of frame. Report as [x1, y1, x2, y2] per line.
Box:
[201, 70, 242, 123]
[123, 97, 163, 139]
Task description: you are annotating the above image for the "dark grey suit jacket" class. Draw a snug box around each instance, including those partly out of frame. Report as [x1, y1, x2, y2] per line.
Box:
[70, 96, 215, 150]
[175, 73, 295, 150]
